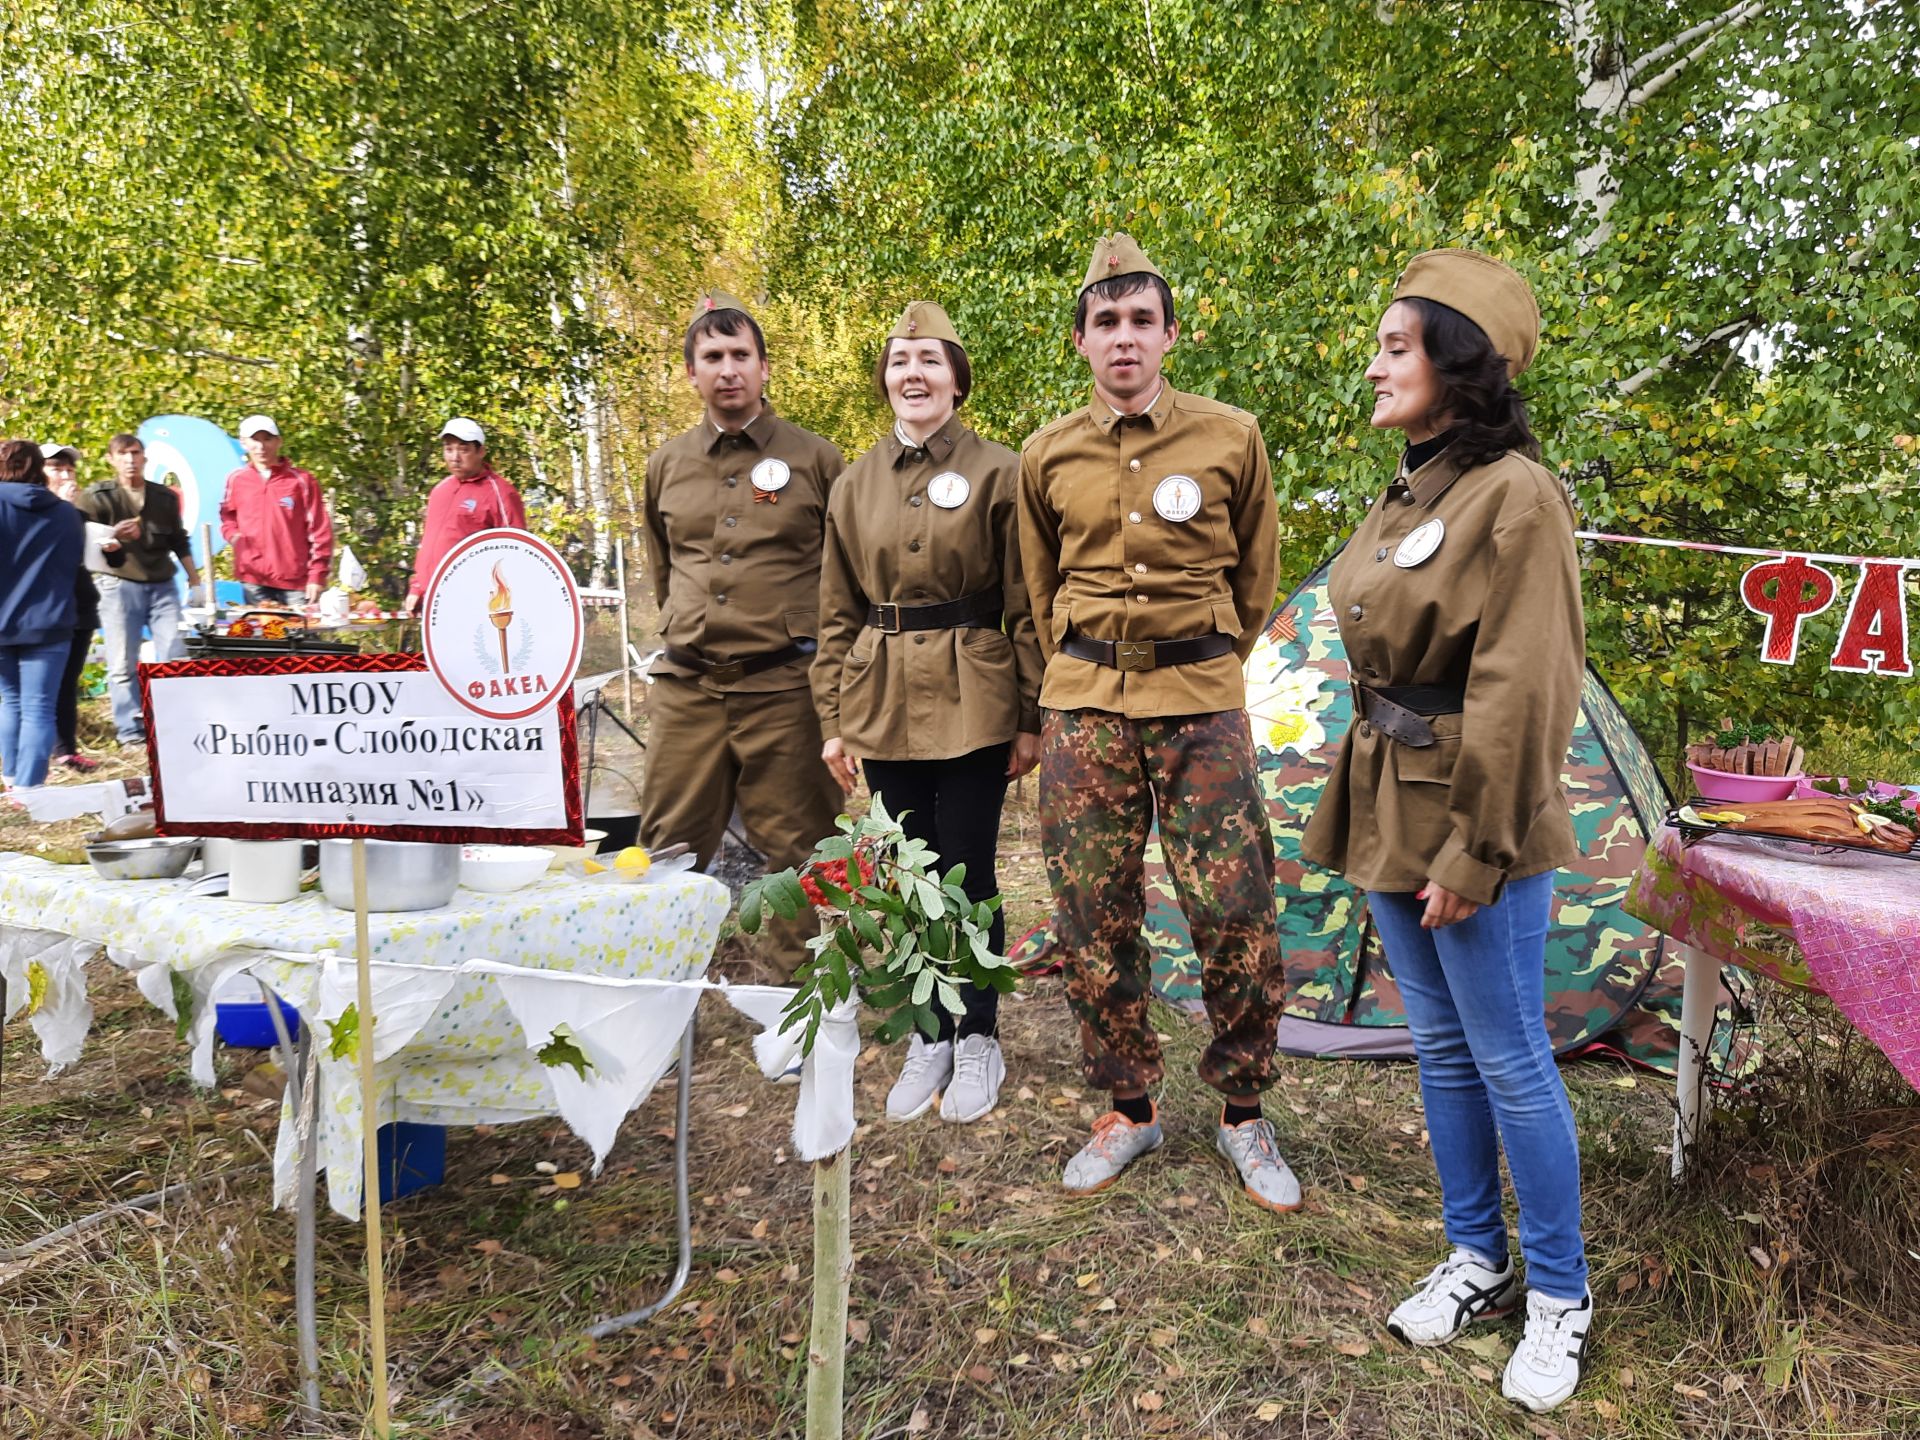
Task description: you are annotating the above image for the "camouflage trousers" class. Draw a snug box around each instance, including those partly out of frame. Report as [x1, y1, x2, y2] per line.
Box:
[1041, 707, 1283, 1098]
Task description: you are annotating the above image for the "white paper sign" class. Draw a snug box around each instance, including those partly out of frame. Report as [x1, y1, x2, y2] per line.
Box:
[146, 664, 576, 840]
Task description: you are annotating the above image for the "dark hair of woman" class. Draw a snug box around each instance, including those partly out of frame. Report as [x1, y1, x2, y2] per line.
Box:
[1402, 296, 1541, 468]
[872, 338, 972, 407]
[0, 438, 47, 485]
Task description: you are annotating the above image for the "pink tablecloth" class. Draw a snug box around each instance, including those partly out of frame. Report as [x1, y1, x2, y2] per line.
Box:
[1628, 826, 1920, 1089]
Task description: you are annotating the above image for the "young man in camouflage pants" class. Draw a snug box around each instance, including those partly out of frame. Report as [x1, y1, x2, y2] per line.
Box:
[1018, 233, 1298, 1209]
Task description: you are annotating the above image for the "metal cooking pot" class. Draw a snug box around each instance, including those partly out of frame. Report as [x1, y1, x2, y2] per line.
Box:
[318, 840, 459, 912]
[85, 836, 200, 881]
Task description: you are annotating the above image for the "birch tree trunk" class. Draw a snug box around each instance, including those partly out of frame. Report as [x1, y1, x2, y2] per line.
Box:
[806, 1148, 852, 1440]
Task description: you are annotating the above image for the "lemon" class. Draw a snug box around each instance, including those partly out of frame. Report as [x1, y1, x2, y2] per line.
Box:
[583, 858, 607, 875]
[613, 845, 652, 875]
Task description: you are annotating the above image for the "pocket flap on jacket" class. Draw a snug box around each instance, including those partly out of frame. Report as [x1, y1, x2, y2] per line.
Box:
[1392, 735, 1461, 786]
[786, 608, 817, 640]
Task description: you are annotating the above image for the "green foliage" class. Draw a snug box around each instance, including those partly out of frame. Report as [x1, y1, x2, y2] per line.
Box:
[767, 0, 1920, 772]
[169, 970, 194, 1043]
[737, 798, 1013, 1056]
[536, 1025, 594, 1081]
[326, 1002, 360, 1062]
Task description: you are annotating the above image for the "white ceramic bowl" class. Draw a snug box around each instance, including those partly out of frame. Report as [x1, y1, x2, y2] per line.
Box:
[460, 844, 552, 894]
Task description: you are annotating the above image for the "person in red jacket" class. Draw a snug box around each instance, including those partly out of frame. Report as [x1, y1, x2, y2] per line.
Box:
[219, 416, 335, 606]
[403, 418, 529, 613]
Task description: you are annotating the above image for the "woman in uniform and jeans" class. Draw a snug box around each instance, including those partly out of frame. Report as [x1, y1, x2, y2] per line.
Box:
[1299, 250, 1592, 1414]
[813, 301, 1043, 1125]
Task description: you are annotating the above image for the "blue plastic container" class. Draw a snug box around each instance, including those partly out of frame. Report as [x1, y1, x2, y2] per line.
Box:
[214, 996, 303, 1049]
[376, 1122, 446, 1203]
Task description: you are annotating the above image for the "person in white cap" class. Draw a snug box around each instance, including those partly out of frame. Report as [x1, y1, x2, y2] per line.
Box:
[403, 418, 528, 614]
[219, 416, 334, 607]
[39, 444, 82, 504]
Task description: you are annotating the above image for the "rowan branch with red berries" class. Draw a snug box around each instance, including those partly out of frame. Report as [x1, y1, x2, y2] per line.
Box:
[738, 797, 1014, 1056]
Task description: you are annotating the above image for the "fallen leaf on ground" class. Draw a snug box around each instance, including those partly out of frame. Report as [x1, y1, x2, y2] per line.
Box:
[551, 1172, 582, 1189]
[1592, 1398, 1619, 1419]
[1075, 1272, 1099, 1289]
[1255, 1400, 1285, 1421]
[18, 1168, 50, 1182]
[906, 1407, 930, 1434]
[719, 1104, 750, 1119]
[1468, 1363, 1497, 1382]
[715, 1268, 740, 1285]
[1346, 1174, 1368, 1192]
[1418, 1357, 1443, 1378]
[472, 1239, 503, 1255]
[847, 1317, 870, 1343]
[1334, 1339, 1372, 1358]
[1674, 1383, 1712, 1400]
[1149, 1328, 1176, 1347]
[1246, 1316, 1270, 1336]
[1134, 1390, 1164, 1412]
[974, 1327, 997, 1344]
[750, 1218, 769, 1240]
[1009, 1353, 1031, 1367]
[967, 1364, 993, 1384]
[937, 1156, 958, 1174]
[488, 1173, 512, 1186]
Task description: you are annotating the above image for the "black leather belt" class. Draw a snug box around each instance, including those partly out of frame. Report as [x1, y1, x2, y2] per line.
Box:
[1355, 683, 1465, 748]
[868, 589, 1002, 634]
[1060, 631, 1235, 673]
[664, 639, 816, 685]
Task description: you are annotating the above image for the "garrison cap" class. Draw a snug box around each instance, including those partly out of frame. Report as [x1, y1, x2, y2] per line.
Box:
[887, 300, 963, 349]
[1391, 249, 1540, 379]
[687, 288, 754, 328]
[1080, 232, 1164, 294]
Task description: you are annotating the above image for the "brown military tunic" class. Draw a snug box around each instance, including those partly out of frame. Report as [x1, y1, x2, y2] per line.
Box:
[640, 405, 845, 979]
[1299, 447, 1584, 907]
[643, 408, 844, 692]
[1018, 385, 1278, 718]
[813, 415, 1042, 760]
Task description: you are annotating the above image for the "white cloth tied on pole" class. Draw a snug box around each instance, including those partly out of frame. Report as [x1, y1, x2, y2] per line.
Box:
[0, 927, 95, 1072]
[233, 955, 861, 1217]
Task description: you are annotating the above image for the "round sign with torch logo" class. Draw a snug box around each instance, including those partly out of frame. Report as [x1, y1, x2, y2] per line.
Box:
[421, 529, 584, 720]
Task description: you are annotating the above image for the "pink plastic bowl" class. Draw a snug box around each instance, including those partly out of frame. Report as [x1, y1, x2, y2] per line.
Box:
[1687, 763, 1803, 803]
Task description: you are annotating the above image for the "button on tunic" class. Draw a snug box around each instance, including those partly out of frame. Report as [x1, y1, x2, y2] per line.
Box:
[814, 416, 1043, 759]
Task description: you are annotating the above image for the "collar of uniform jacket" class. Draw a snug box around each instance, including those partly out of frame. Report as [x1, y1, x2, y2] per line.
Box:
[1394, 446, 1470, 508]
[1090, 382, 1172, 435]
[887, 412, 963, 467]
[703, 407, 776, 455]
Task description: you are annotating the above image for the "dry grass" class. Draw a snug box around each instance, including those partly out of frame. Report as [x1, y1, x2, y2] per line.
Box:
[3, 703, 1917, 1438]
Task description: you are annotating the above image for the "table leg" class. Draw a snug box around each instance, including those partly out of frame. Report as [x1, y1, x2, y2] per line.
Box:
[586, 1014, 696, 1338]
[1671, 941, 1718, 1181]
[294, 1030, 322, 1421]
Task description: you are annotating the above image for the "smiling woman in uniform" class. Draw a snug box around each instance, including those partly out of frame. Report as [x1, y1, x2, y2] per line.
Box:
[1299, 249, 1593, 1415]
[812, 301, 1043, 1125]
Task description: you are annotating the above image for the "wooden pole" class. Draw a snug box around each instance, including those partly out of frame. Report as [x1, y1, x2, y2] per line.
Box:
[200, 523, 216, 611]
[805, 1147, 852, 1440]
[352, 838, 392, 1437]
[615, 536, 632, 718]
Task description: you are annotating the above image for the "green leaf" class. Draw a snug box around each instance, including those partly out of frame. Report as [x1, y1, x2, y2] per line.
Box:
[911, 969, 934, 1006]
[767, 873, 810, 920]
[327, 1004, 361, 1062]
[935, 977, 963, 1015]
[536, 1025, 593, 1080]
[816, 836, 855, 861]
[941, 862, 967, 888]
[170, 970, 194, 1043]
[738, 882, 764, 935]
[850, 907, 885, 949]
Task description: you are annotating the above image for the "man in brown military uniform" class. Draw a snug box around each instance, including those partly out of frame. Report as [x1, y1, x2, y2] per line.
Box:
[643, 289, 845, 986]
[1020, 234, 1297, 1207]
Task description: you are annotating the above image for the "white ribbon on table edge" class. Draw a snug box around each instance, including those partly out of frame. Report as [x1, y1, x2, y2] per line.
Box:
[236, 953, 860, 1215]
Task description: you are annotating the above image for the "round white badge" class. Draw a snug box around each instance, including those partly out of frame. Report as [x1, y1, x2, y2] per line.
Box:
[1393, 518, 1446, 568]
[750, 457, 792, 493]
[927, 471, 970, 509]
[1152, 474, 1203, 523]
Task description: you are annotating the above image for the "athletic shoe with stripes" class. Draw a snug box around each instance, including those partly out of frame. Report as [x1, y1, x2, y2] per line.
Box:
[1386, 1247, 1519, 1347]
[1502, 1288, 1593, 1413]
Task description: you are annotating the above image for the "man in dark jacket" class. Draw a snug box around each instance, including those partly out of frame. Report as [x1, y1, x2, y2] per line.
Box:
[76, 433, 199, 747]
[0, 440, 83, 790]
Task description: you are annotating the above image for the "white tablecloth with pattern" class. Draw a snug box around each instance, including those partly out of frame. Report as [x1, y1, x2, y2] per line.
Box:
[0, 854, 731, 1212]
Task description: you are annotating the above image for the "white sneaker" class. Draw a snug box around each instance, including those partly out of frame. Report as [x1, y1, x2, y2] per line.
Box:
[1386, 1247, 1520, 1347]
[1502, 1288, 1593, 1413]
[938, 1035, 1005, 1123]
[1214, 1112, 1302, 1213]
[885, 1036, 952, 1121]
[1061, 1105, 1164, 1194]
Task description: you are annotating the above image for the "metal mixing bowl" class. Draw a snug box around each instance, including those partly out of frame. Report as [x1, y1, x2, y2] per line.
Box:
[85, 837, 201, 881]
[318, 839, 460, 912]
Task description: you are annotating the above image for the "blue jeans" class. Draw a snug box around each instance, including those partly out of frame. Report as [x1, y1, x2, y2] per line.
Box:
[0, 637, 71, 787]
[97, 576, 185, 743]
[1367, 871, 1588, 1301]
[243, 584, 303, 606]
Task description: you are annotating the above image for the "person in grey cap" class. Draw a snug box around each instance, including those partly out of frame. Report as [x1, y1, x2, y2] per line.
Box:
[403, 418, 527, 613]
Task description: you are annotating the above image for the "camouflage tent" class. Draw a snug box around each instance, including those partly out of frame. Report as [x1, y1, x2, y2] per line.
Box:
[1016, 561, 1745, 1075]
